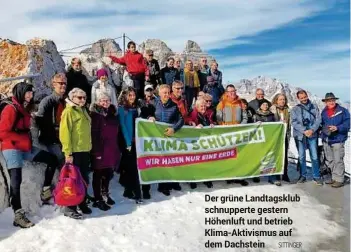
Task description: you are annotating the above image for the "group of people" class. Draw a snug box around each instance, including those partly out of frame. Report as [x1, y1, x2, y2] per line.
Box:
[0, 40, 349, 230]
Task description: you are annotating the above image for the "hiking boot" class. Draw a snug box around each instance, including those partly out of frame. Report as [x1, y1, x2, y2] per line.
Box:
[85, 194, 95, 204]
[13, 209, 35, 228]
[190, 183, 197, 189]
[172, 183, 182, 191]
[79, 203, 92, 214]
[236, 180, 249, 186]
[204, 182, 213, 188]
[158, 189, 170, 196]
[331, 181, 344, 188]
[313, 178, 324, 186]
[226, 180, 235, 184]
[93, 200, 111, 211]
[142, 190, 151, 200]
[135, 198, 144, 204]
[123, 189, 134, 199]
[325, 179, 335, 185]
[297, 176, 306, 184]
[103, 195, 115, 205]
[40, 186, 52, 203]
[252, 177, 260, 183]
[274, 181, 282, 186]
[64, 207, 83, 220]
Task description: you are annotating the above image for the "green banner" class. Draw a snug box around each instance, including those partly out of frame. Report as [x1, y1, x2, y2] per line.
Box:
[136, 119, 286, 184]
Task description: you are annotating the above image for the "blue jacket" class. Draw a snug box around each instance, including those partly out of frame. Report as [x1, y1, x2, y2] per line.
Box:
[291, 100, 321, 140]
[161, 66, 179, 85]
[154, 97, 184, 131]
[118, 106, 138, 147]
[321, 104, 350, 144]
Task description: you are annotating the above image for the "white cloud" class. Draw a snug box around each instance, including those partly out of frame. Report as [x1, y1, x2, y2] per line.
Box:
[0, 0, 331, 52]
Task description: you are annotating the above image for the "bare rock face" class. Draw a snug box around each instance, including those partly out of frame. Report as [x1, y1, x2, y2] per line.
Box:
[0, 38, 66, 100]
[81, 39, 122, 59]
[184, 40, 202, 53]
[138, 39, 173, 68]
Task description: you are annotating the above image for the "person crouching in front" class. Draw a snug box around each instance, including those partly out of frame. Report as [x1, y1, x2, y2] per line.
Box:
[59, 88, 92, 219]
[90, 92, 121, 211]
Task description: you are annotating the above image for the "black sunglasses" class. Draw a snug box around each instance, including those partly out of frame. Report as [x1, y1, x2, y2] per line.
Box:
[174, 87, 184, 90]
[145, 88, 153, 92]
[75, 96, 86, 100]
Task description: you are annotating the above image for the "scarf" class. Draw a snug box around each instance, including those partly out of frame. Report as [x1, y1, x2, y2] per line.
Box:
[184, 68, 200, 88]
[275, 105, 289, 123]
[326, 107, 336, 118]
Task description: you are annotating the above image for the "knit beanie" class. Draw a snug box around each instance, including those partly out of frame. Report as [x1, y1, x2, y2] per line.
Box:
[97, 68, 108, 79]
[258, 99, 270, 109]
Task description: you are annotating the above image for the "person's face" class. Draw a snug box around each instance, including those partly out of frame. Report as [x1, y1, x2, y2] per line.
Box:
[201, 58, 207, 67]
[72, 59, 81, 71]
[167, 59, 174, 68]
[146, 54, 153, 62]
[256, 90, 264, 100]
[242, 103, 248, 110]
[127, 91, 136, 104]
[144, 87, 154, 97]
[185, 62, 193, 70]
[277, 95, 286, 107]
[73, 93, 86, 107]
[172, 84, 184, 97]
[24, 91, 33, 103]
[174, 60, 181, 68]
[53, 77, 67, 96]
[198, 103, 207, 114]
[211, 62, 218, 71]
[159, 88, 170, 103]
[99, 98, 111, 109]
[129, 44, 136, 53]
[297, 92, 309, 104]
[205, 98, 212, 108]
[99, 75, 108, 82]
[226, 87, 237, 101]
[260, 103, 269, 111]
[326, 99, 337, 109]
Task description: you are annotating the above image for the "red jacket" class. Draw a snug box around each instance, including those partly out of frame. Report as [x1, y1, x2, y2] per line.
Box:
[0, 97, 32, 152]
[205, 107, 216, 124]
[109, 51, 149, 77]
[189, 108, 213, 125]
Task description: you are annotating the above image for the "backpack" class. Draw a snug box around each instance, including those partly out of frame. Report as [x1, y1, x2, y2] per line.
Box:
[53, 163, 87, 206]
[0, 96, 23, 132]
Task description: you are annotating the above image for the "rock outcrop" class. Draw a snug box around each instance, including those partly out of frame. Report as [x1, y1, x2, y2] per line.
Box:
[0, 38, 66, 101]
[138, 39, 173, 68]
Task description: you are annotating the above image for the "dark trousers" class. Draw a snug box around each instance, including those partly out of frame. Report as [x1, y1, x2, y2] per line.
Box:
[119, 145, 141, 199]
[131, 73, 145, 99]
[9, 150, 59, 211]
[92, 168, 113, 201]
[283, 138, 289, 178]
[158, 182, 179, 191]
[185, 87, 198, 111]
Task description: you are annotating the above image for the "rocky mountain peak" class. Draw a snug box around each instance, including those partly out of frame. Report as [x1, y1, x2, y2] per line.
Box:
[80, 38, 122, 58]
[184, 40, 202, 53]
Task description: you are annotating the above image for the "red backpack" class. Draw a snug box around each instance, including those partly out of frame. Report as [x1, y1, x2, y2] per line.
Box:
[53, 163, 87, 206]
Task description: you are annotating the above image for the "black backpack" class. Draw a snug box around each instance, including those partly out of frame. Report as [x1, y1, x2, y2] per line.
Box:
[0, 96, 23, 132]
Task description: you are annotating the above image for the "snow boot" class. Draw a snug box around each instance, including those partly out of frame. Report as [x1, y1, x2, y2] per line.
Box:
[64, 206, 83, 219]
[252, 177, 260, 183]
[142, 190, 151, 200]
[189, 183, 197, 189]
[79, 202, 92, 214]
[103, 195, 115, 205]
[13, 209, 35, 228]
[203, 182, 213, 188]
[93, 200, 111, 211]
[123, 189, 134, 199]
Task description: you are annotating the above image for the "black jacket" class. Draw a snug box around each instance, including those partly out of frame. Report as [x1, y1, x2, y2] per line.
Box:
[138, 97, 156, 119]
[34, 93, 65, 145]
[65, 68, 92, 104]
[146, 59, 162, 86]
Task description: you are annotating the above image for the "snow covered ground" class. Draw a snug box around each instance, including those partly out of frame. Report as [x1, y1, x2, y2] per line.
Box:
[0, 170, 349, 252]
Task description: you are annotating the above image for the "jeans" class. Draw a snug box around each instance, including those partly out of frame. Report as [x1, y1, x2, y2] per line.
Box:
[296, 137, 320, 179]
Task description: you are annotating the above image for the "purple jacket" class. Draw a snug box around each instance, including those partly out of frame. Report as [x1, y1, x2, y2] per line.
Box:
[90, 104, 121, 170]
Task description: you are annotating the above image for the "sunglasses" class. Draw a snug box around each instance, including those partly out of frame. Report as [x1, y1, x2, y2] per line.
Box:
[174, 87, 184, 90]
[75, 96, 86, 100]
[205, 100, 212, 103]
[55, 82, 67, 86]
[145, 88, 153, 92]
[148, 54, 154, 57]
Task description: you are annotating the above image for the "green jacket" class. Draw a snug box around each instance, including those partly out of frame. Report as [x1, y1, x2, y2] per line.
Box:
[59, 99, 92, 156]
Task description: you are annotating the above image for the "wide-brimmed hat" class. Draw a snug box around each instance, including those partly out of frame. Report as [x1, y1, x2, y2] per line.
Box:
[322, 92, 339, 102]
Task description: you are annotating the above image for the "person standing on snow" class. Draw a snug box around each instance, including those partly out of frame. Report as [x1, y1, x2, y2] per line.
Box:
[59, 88, 93, 219]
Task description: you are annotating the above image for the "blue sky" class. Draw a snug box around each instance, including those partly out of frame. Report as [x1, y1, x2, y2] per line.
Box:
[0, 0, 350, 100]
